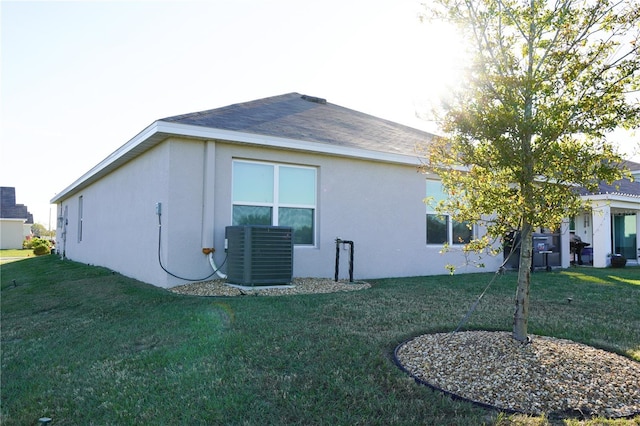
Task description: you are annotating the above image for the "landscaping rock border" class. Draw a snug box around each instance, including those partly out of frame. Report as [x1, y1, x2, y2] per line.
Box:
[169, 278, 371, 297]
[394, 330, 640, 419]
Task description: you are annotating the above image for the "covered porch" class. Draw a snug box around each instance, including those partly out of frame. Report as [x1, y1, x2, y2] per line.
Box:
[574, 194, 640, 267]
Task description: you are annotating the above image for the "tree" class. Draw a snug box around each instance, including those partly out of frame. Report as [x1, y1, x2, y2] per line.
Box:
[422, 0, 639, 341]
[31, 223, 46, 237]
[30, 223, 55, 239]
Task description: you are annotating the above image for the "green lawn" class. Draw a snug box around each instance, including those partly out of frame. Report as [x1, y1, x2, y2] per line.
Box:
[0, 249, 36, 265]
[1, 256, 638, 425]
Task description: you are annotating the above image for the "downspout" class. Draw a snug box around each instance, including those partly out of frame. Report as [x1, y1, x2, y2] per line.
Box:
[201, 140, 227, 279]
[61, 205, 68, 258]
[201, 141, 216, 250]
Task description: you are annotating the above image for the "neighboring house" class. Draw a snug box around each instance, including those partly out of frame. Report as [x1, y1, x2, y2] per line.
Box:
[50, 93, 508, 288]
[575, 160, 640, 267]
[1, 187, 33, 249]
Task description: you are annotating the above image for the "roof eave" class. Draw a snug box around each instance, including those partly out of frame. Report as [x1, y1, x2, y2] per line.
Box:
[51, 121, 423, 204]
[582, 193, 640, 202]
[0, 218, 28, 223]
[51, 121, 165, 204]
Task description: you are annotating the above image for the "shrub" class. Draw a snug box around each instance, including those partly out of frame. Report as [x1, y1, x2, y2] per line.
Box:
[30, 238, 52, 256]
[33, 245, 50, 255]
[22, 237, 33, 249]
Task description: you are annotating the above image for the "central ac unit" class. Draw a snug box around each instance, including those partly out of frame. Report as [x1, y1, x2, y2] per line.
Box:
[225, 225, 294, 286]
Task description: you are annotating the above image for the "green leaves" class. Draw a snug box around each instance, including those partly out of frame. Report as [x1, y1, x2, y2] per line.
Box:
[422, 0, 637, 253]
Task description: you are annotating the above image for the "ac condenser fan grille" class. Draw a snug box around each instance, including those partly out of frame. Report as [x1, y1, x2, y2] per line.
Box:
[225, 225, 293, 286]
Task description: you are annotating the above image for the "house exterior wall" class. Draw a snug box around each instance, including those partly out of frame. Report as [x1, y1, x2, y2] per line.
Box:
[211, 143, 504, 282]
[57, 141, 174, 286]
[54, 137, 506, 288]
[160, 139, 216, 285]
[0, 218, 27, 249]
[573, 211, 592, 246]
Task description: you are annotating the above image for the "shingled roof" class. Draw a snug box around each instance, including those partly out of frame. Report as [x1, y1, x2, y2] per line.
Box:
[579, 160, 640, 198]
[1, 187, 33, 223]
[51, 93, 434, 204]
[161, 92, 433, 157]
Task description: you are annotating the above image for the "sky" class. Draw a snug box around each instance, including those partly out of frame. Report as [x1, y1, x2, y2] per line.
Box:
[1, 0, 638, 228]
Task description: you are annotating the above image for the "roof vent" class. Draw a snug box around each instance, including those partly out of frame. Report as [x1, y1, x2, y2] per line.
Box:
[301, 95, 327, 104]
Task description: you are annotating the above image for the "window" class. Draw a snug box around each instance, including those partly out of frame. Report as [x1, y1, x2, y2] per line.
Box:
[78, 195, 83, 243]
[426, 180, 472, 245]
[232, 160, 316, 245]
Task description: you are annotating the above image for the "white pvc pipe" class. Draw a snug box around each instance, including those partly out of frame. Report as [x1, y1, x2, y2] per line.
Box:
[208, 252, 227, 279]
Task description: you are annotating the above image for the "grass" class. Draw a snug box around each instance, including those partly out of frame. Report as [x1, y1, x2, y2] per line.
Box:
[0, 249, 37, 265]
[1, 256, 639, 425]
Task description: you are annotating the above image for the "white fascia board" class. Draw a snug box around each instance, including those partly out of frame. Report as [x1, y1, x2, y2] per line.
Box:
[51, 120, 423, 204]
[50, 121, 163, 203]
[0, 218, 27, 223]
[582, 193, 640, 207]
[584, 193, 640, 201]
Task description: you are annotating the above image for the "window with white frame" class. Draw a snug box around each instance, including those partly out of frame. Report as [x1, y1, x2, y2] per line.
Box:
[425, 180, 472, 245]
[232, 160, 316, 245]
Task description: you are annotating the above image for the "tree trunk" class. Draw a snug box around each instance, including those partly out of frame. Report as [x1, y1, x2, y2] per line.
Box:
[513, 221, 533, 342]
[514, 3, 536, 342]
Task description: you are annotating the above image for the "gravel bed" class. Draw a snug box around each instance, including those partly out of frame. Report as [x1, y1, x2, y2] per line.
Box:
[169, 277, 371, 297]
[395, 331, 640, 419]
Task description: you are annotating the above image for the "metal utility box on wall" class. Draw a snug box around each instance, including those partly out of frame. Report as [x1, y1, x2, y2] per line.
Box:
[225, 225, 294, 286]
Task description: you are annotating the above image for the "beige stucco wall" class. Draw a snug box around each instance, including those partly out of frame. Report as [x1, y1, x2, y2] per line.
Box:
[55, 137, 506, 288]
[212, 143, 504, 281]
[57, 140, 178, 286]
[0, 219, 27, 249]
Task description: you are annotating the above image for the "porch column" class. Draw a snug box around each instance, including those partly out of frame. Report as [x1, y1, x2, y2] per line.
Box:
[591, 201, 611, 268]
[636, 214, 640, 263]
[560, 218, 571, 268]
